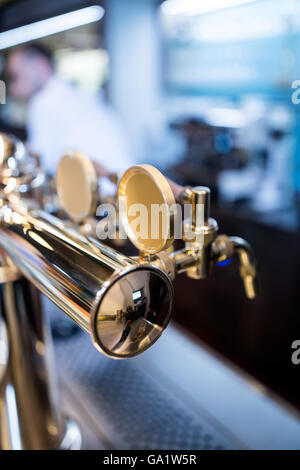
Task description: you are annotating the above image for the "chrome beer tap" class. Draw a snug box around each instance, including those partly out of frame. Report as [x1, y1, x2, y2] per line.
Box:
[0, 140, 174, 449]
[0, 136, 257, 449]
[172, 186, 258, 299]
[0, 133, 81, 449]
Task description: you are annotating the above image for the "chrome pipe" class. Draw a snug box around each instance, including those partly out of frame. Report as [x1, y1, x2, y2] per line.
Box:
[0, 204, 173, 358]
[0, 277, 81, 449]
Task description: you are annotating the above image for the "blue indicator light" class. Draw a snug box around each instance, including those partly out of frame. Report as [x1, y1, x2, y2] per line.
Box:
[216, 259, 231, 267]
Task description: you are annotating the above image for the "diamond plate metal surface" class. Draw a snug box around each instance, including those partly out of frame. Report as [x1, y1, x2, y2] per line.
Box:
[54, 329, 238, 450]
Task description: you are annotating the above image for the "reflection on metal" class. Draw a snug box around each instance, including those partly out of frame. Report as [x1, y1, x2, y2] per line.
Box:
[0, 253, 20, 283]
[94, 267, 172, 358]
[0, 133, 45, 207]
[0, 134, 257, 449]
[0, 272, 81, 449]
[0, 134, 82, 449]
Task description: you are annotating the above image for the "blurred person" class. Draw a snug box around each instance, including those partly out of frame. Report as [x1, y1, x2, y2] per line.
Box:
[7, 43, 133, 184]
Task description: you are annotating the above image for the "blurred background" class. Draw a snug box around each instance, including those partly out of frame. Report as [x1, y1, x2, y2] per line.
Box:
[0, 0, 300, 426]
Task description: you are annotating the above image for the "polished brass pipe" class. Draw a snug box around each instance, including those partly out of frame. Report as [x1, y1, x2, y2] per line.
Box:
[0, 204, 173, 358]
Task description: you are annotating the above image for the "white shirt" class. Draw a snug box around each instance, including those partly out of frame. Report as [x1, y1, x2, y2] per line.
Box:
[27, 76, 133, 179]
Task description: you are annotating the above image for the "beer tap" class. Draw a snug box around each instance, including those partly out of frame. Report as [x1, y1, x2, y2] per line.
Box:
[117, 164, 258, 300]
[0, 135, 257, 449]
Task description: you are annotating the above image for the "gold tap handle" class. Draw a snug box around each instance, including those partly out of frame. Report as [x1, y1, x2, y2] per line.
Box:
[118, 164, 177, 255]
[56, 151, 98, 223]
